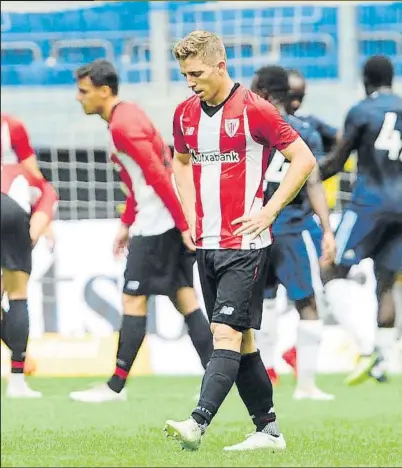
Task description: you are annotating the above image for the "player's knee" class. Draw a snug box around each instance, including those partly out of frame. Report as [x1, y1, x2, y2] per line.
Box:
[295, 295, 318, 320]
[2, 270, 29, 300]
[122, 294, 147, 317]
[211, 323, 242, 350]
[172, 287, 199, 316]
[240, 329, 257, 354]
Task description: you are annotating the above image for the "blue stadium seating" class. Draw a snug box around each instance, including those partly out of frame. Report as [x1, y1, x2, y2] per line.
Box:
[1, 1, 401, 86]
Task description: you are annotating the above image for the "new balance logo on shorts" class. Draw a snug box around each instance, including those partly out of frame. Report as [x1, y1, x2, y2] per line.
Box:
[220, 306, 234, 316]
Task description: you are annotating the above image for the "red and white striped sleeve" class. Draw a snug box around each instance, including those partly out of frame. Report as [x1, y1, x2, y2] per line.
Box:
[111, 117, 188, 233]
[247, 95, 299, 150]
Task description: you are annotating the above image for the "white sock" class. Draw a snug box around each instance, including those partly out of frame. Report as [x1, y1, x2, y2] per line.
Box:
[325, 279, 377, 355]
[376, 327, 397, 363]
[315, 288, 332, 321]
[8, 373, 26, 387]
[393, 282, 402, 340]
[296, 319, 323, 389]
[256, 299, 278, 369]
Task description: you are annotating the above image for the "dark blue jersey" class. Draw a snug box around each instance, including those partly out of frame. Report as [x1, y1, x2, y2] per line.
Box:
[297, 114, 338, 154]
[264, 114, 324, 235]
[344, 91, 402, 211]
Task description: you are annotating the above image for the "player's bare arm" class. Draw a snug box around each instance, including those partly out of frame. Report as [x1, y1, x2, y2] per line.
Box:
[113, 195, 136, 258]
[172, 151, 196, 241]
[11, 118, 57, 248]
[111, 127, 195, 252]
[28, 176, 58, 246]
[306, 164, 336, 266]
[233, 137, 316, 238]
[319, 138, 354, 181]
[21, 155, 44, 180]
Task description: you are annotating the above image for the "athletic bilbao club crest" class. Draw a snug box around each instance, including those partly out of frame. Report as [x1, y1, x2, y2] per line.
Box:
[224, 119, 239, 137]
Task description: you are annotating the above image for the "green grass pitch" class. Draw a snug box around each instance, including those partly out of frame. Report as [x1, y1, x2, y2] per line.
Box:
[2, 375, 401, 467]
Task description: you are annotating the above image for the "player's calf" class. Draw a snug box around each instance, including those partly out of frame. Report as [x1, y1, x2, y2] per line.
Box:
[173, 290, 213, 369]
[165, 323, 242, 450]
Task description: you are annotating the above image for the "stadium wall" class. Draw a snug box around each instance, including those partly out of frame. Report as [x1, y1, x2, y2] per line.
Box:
[2, 81, 402, 148]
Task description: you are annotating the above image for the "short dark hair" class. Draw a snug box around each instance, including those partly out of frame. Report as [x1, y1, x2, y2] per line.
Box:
[363, 55, 393, 88]
[253, 65, 290, 103]
[75, 59, 119, 95]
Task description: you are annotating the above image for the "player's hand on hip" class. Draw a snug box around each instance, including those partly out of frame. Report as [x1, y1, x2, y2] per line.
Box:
[182, 229, 196, 252]
[320, 230, 336, 268]
[232, 207, 278, 240]
[113, 223, 130, 259]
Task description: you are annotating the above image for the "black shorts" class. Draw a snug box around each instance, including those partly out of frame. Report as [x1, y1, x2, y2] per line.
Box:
[196, 247, 269, 331]
[123, 227, 194, 297]
[1, 193, 32, 274]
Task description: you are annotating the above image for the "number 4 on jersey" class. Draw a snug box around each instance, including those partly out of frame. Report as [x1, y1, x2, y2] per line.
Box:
[265, 151, 290, 183]
[374, 112, 402, 161]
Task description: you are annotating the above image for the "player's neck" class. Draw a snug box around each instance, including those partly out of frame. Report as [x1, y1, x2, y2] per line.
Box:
[101, 97, 122, 122]
[368, 85, 392, 97]
[205, 78, 235, 106]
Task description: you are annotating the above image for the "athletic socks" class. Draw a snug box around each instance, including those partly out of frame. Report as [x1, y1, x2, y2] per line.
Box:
[235, 351, 279, 436]
[325, 279, 377, 355]
[296, 319, 323, 389]
[1, 309, 12, 349]
[191, 349, 241, 428]
[5, 300, 29, 374]
[107, 315, 147, 393]
[184, 308, 213, 369]
[255, 299, 278, 370]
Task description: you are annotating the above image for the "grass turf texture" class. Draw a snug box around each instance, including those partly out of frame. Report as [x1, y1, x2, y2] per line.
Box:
[2, 375, 401, 467]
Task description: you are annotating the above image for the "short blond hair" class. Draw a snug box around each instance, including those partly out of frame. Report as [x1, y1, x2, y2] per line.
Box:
[173, 30, 226, 64]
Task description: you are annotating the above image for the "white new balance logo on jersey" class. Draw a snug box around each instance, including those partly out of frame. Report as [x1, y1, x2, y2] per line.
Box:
[220, 306, 234, 315]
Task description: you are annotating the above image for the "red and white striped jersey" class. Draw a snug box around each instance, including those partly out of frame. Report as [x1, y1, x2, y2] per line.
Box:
[1, 113, 35, 165]
[1, 164, 58, 219]
[173, 85, 299, 250]
[109, 102, 188, 236]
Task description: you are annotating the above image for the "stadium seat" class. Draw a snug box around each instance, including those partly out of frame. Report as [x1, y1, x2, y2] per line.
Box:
[1, 41, 42, 66]
[49, 39, 114, 66]
[359, 32, 401, 58]
[1, 1, 401, 86]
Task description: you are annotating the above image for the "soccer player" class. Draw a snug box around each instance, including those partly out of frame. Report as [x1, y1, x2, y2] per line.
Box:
[286, 69, 400, 382]
[164, 30, 316, 452]
[251, 65, 336, 400]
[1, 113, 55, 377]
[286, 69, 340, 153]
[1, 163, 58, 397]
[319, 55, 402, 385]
[69, 59, 213, 403]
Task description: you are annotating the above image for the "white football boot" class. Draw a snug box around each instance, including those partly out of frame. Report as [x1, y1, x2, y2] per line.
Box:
[293, 386, 335, 401]
[164, 417, 202, 451]
[69, 383, 127, 402]
[6, 376, 42, 399]
[224, 432, 286, 451]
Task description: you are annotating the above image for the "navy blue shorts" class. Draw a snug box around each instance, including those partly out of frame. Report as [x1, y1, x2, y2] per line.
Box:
[265, 227, 322, 301]
[334, 204, 402, 273]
